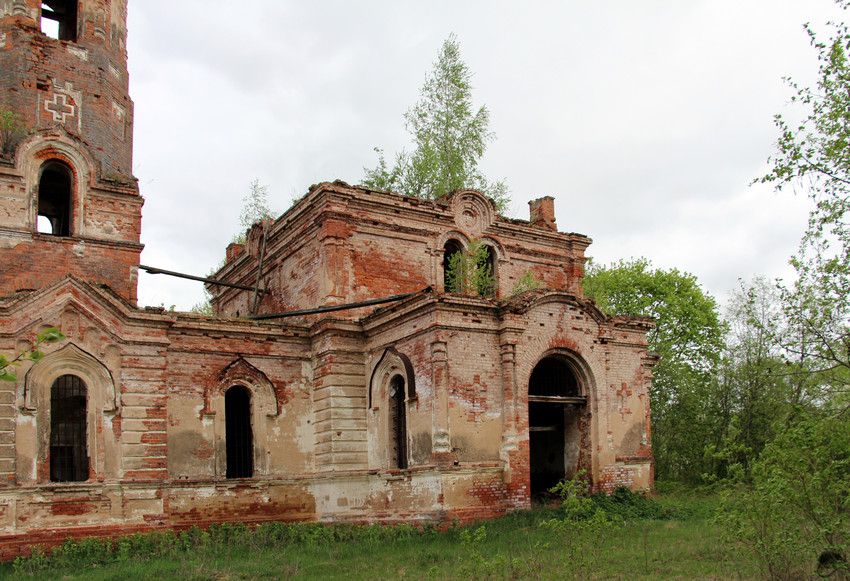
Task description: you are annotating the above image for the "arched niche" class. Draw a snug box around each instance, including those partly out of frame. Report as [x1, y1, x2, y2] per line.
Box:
[204, 357, 279, 418]
[368, 348, 416, 470]
[24, 342, 117, 413]
[17, 130, 96, 236]
[19, 342, 120, 483]
[368, 348, 416, 409]
[206, 358, 278, 477]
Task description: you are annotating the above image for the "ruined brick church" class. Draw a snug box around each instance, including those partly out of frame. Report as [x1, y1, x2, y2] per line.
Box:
[0, 0, 654, 554]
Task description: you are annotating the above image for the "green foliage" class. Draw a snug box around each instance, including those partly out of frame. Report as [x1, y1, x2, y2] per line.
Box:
[704, 278, 810, 484]
[547, 469, 599, 522]
[362, 34, 510, 212]
[0, 327, 65, 382]
[720, 414, 850, 579]
[228, 178, 274, 246]
[189, 299, 214, 316]
[510, 270, 542, 296]
[541, 471, 626, 577]
[583, 258, 726, 482]
[547, 471, 671, 522]
[445, 239, 495, 297]
[590, 488, 669, 521]
[0, 108, 26, 158]
[758, 1, 850, 409]
[238, 179, 273, 233]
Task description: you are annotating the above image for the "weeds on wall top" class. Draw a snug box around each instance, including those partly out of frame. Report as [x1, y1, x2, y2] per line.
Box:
[510, 271, 542, 296]
[0, 108, 26, 159]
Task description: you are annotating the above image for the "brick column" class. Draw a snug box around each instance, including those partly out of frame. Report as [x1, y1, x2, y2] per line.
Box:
[430, 340, 451, 463]
[499, 325, 522, 478]
[499, 317, 528, 507]
[311, 322, 367, 472]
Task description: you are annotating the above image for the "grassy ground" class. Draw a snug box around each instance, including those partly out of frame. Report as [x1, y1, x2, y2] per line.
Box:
[0, 488, 760, 580]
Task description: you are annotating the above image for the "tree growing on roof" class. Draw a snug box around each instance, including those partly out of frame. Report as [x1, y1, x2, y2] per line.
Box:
[362, 34, 509, 213]
[236, 179, 273, 241]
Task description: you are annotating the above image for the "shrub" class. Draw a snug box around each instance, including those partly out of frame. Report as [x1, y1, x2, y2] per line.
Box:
[720, 415, 850, 580]
[510, 271, 541, 295]
[0, 109, 26, 158]
[590, 487, 668, 521]
[446, 239, 495, 297]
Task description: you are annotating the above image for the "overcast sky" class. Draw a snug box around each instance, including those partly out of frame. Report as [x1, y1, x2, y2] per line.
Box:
[127, 0, 843, 312]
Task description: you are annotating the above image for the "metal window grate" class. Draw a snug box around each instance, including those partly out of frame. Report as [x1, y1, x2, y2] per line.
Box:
[389, 375, 408, 469]
[50, 374, 88, 482]
[225, 386, 253, 478]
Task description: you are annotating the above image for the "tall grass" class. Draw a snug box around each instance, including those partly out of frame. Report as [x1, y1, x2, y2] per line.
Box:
[2, 488, 759, 580]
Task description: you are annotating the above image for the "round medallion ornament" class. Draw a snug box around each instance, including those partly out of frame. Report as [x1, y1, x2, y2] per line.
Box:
[451, 191, 494, 237]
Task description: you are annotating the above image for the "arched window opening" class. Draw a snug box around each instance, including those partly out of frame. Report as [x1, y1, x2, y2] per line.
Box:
[50, 374, 88, 482]
[479, 244, 497, 298]
[41, 1, 78, 42]
[528, 356, 585, 499]
[225, 386, 253, 478]
[388, 375, 408, 469]
[38, 161, 73, 236]
[443, 239, 464, 292]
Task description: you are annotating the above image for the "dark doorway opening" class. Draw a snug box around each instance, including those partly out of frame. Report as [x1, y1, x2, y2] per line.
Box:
[38, 161, 73, 236]
[528, 356, 585, 499]
[388, 375, 408, 469]
[50, 374, 88, 482]
[225, 386, 253, 478]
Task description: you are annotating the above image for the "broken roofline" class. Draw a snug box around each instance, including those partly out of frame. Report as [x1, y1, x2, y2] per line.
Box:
[209, 181, 593, 286]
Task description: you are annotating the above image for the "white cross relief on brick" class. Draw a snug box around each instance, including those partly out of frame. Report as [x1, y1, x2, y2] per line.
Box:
[44, 93, 76, 124]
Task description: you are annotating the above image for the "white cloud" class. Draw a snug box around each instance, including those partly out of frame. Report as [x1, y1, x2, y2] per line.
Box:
[127, 0, 842, 310]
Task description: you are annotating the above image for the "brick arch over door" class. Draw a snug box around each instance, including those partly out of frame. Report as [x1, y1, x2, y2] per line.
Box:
[525, 348, 595, 498]
[367, 347, 418, 470]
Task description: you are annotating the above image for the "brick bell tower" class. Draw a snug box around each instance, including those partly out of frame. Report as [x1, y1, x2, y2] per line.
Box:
[0, 0, 142, 303]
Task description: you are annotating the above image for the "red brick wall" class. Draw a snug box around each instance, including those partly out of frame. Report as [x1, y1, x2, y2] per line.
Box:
[212, 184, 591, 317]
[0, 235, 139, 301]
[0, 1, 134, 176]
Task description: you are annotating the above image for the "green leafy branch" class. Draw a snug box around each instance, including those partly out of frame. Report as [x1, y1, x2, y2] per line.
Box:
[0, 327, 65, 382]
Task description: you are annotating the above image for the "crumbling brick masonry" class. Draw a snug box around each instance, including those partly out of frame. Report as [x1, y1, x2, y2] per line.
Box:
[0, 0, 655, 558]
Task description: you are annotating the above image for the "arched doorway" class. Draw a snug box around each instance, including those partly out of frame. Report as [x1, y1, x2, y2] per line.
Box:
[528, 356, 586, 499]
